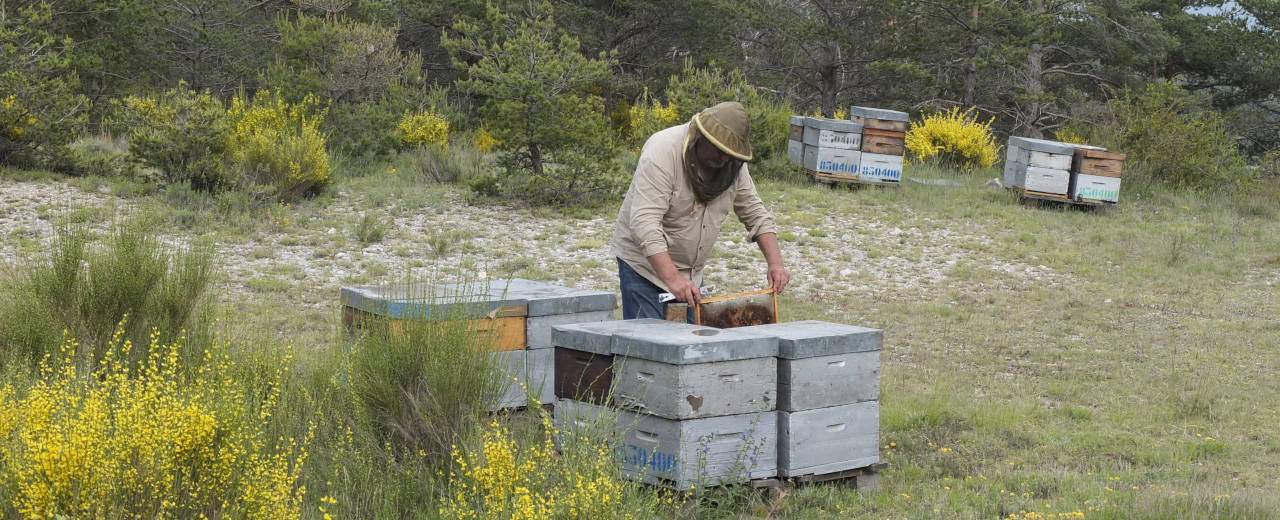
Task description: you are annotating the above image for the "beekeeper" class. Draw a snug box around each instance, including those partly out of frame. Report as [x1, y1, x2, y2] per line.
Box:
[612, 101, 789, 320]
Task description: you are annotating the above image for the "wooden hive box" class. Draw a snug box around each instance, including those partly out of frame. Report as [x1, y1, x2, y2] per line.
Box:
[555, 399, 778, 489]
[848, 106, 909, 133]
[860, 128, 906, 157]
[788, 115, 805, 142]
[1073, 148, 1127, 178]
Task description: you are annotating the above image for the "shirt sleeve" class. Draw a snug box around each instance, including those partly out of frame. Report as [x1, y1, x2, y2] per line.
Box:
[732, 165, 778, 242]
[628, 155, 675, 257]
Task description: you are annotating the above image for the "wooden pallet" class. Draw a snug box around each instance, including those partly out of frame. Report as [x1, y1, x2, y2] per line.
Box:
[1011, 186, 1112, 207]
[806, 169, 900, 187]
[750, 462, 887, 493]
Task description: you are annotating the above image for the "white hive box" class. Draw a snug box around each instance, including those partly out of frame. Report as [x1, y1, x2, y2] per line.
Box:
[737, 320, 882, 411]
[803, 145, 862, 176]
[1071, 173, 1121, 203]
[556, 399, 778, 488]
[777, 401, 880, 477]
[802, 117, 863, 150]
[610, 323, 779, 419]
[858, 152, 904, 184]
[1004, 137, 1108, 196]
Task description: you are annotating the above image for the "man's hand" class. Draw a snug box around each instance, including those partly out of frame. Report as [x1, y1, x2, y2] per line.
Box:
[665, 276, 702, 305]
[768, 264, 790, 294]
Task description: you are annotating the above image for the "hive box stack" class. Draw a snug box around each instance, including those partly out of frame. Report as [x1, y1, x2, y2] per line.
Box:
[801, 116, 863, 180]
[739, 321, 883, 478]
[553, 320, 780, 488]
[1070, 148, 1127, 204]
[848, 106, 909, 184]
[1003, 137, 1078, 198]
[787, 115, 805, 165]
[341, 279, 615, 410]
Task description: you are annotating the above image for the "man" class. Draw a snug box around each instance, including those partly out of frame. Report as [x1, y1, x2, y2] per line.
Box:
[612, 101, 789, 320]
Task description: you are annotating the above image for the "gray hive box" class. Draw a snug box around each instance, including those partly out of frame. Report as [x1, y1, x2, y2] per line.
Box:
[787, 139, 804, 165]
[737, 320, 882, 411]
[1004, 138, 1107, 195]
[495, 349, 555, 409]
[613, 356, 776, 419]
[610, 322, 779, 419]
[778, 401, 880, 477]
[555, 399, 777, 488]
[802, 117, 863, 150]
[552, 319, 673, 355]
[610, 323, 778, 364]
[551, 319, 672, 404]
[803, 144, 862, 176]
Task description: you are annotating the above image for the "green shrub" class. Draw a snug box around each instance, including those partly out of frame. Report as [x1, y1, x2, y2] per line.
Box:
[64, 134, 140, 180]
[346, 281, 508, 463]
[111, 84, 230, 191]
[0, 216, 214, 370]
[225, 89, 331, 202]
[324, 84, 458, 162]
[0, 2, 89, 169]
[354, 212, 386, 245]
[905, 107, 1001, 169]
[443, 1, 623, 207]
[664, 61, 791, 162]
[1086, 82, 1251, 192]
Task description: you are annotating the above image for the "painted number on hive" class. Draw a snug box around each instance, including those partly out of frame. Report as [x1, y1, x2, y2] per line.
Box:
[623, 444, 677, 474]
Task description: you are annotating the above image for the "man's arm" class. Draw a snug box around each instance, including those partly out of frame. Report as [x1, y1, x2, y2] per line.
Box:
[754, 232, 789, 293]
[647, 251, 701, 305]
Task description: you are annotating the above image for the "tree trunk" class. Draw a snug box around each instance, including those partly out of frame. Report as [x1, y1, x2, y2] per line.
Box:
[1026, 42, 1044, 138]
[963, 4, 979, 107]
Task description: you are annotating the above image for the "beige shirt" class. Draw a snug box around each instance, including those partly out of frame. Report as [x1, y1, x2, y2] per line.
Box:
[612, 123, 778, 290]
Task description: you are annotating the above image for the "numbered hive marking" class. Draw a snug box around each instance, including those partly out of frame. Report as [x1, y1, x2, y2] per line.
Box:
[778, 401, 880, 477]
[613, 356, 777, 419]
[849, 106, 909, 133]
[737, 320, 883, 411]
[803, 145, 862, 176]
[1071, 173, 1122, 203]
[803, 117, 863, 151]
[558, 400, 779, 489]
[858, 153, 904, 183]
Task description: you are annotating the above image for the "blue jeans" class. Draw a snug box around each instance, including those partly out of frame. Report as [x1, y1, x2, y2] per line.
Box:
[617, 257, 694, 323]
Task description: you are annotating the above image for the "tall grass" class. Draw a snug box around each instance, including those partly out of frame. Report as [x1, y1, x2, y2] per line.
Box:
[345, 280, 509, 463]
[0, 215, 214, 371]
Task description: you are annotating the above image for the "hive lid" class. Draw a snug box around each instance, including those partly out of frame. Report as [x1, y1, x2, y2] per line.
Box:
[804, 116, 863, 133]
[736, 320, 881, 358]
[789, 115, 805, 126]
[848, 106, 909, 122]
[552, 319, 669, 355]
[340, 278, 615, 319]
[1007, 137, 1105, 156]
[612, 323, 779, 365]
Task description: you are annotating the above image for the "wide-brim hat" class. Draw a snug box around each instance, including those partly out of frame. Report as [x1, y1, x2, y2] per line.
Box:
[692, 101, 752, 161]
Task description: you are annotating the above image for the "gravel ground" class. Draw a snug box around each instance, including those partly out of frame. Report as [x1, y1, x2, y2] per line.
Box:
[1, 179, 1070, 320]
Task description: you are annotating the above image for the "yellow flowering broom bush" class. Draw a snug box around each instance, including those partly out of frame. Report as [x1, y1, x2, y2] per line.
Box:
[440, 414, 634, 520]
[905, 107, 1001, 169]
[225, 89, 331, 202]
[627, 88, 679, 150]
[398, 109, 450, 149]
[0, 327, 310, 519]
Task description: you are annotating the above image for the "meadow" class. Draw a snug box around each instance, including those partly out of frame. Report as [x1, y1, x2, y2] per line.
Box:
[1, 160, 1278, 519]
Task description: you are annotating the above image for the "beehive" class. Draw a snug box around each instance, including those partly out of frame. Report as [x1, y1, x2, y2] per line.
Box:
[1004, 137, 1107, 197]
[341, 279, 615, 410]
[551, 319, 672, 404]
[737, 320, 883, 477]
[802, 117, 863, 150]
[787, 115, 805, 164]
[1070, 149, 1127, 203]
